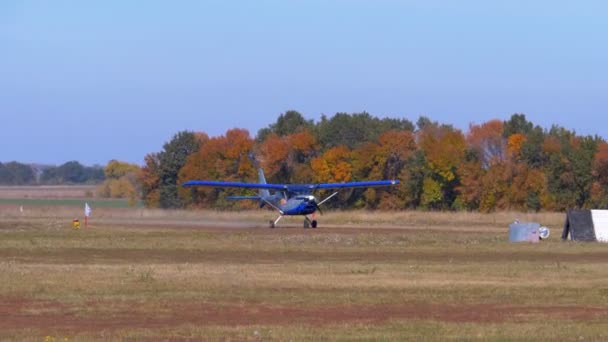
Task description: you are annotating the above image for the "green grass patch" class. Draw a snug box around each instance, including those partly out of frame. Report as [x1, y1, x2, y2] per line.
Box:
[0, 197, 141, 208]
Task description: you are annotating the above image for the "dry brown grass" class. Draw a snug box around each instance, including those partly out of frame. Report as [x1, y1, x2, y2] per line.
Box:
[2, 208, 605, 341]
[1, 204, 564, 229]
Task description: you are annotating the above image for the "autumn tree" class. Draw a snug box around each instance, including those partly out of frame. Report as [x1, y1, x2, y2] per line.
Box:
[178, 129, 256, 208]
[591, 142, 608, 207]
[351, 130, 416, 208]
[139, 153, 162, 208]
[311, 146, 353, 183]
[507, 133, 526, 160]
[97, 160, 141, 206]
[308, 146, 354, 208]
[257, 130, 317, 184]
[456, 154, 484, 210]
[507, 163, 546, 211]
[418, 121, 466, 209]
[467, 120, 506, 168]
[256, 133, 291, 182]
[104, 160, 140, 179]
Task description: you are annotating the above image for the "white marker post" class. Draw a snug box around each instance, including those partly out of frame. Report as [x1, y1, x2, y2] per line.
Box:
[84, 202, 92, 227]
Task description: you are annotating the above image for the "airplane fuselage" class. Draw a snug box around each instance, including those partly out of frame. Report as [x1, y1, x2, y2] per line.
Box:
[265, 194, 318, 216]
[280, 195, 318, 216]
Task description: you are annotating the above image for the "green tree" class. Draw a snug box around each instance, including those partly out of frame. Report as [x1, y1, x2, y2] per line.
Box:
[0, 163, 14, 185]
[544, 128, 598, 209]
[316, 112, 413, 150]
[40, 161, 102, 184]
[399, 150, 429, 209]
[256, 110, 313, 142]
[520, 126, 545, 168]
[503, 113, 534, 137]
[158, 131, 202, 208]
[3, 162, 35, 185]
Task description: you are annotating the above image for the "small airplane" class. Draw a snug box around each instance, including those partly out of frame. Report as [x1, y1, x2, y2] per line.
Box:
[182, 169, 400, 228]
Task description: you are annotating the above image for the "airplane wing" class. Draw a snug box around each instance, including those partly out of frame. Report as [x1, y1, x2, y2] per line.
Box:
[225, 195, 261, 200]
[182, 180, 399, 191]
[312, 180, 399, 190]
[182, 181, 288, 190]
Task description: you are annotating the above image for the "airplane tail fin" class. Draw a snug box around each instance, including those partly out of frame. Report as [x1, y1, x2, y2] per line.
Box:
[258, 168, 270, 198]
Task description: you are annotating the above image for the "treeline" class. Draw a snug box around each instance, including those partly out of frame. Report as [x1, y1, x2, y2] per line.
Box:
[6, 112, 607, 212]
[138, 111, 608, 212]
[0, 161, 104, 185]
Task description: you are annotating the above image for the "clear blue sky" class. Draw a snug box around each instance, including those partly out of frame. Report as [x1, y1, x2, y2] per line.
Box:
[1, 1, 606, 165]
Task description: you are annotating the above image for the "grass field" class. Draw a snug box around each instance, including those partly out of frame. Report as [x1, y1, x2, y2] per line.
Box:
[1, 206, 607, 341]
[0, 185, 140, 208]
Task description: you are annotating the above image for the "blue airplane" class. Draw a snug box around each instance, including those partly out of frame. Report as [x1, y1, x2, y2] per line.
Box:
[182, 169, 399, 228]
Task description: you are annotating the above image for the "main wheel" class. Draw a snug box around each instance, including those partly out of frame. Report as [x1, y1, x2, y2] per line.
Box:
[269, 220, 275, 228]
[303, 220, 310, 228]
[311, 220, 318, 228]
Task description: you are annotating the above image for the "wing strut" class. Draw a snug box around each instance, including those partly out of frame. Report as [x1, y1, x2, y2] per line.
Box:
[318, 191, 340, 207]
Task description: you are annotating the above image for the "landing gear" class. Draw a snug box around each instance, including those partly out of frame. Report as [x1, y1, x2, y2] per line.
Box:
[304, 217, 318, 229]
[270, 216, 282, 228]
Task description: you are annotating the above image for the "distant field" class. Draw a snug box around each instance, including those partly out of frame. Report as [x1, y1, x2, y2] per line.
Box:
[1, 208, 606, 340]
[0, 185, 97, 199]
[0, 198, 137, 208]
[0, 185, 140, 208]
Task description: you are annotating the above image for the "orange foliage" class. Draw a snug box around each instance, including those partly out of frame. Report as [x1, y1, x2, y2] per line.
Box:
[257, 130, 317, 183]
[258, 133, 291, 180]
[351, 142, 380, 179]
[542, 136, 561, 154]
[138, 153, 161, 207]
[378, 130, 416, 158]
[289, 130, 316, 152]
[311, 146, 352, 183]
[467, 120, 506, 167]
[456, 160, 485, 209]
[595, 142, 608, 164]
[478, 163, 509, 212]
[593, 142, 608, 195]
[419, 125, 466, 181]
[178, 129, 255, 207]
[507, 133, 526, 157]
[507, 163, 546, 210]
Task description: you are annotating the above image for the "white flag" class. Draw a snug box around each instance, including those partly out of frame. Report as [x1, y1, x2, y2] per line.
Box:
[85, 203, 92, 217]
